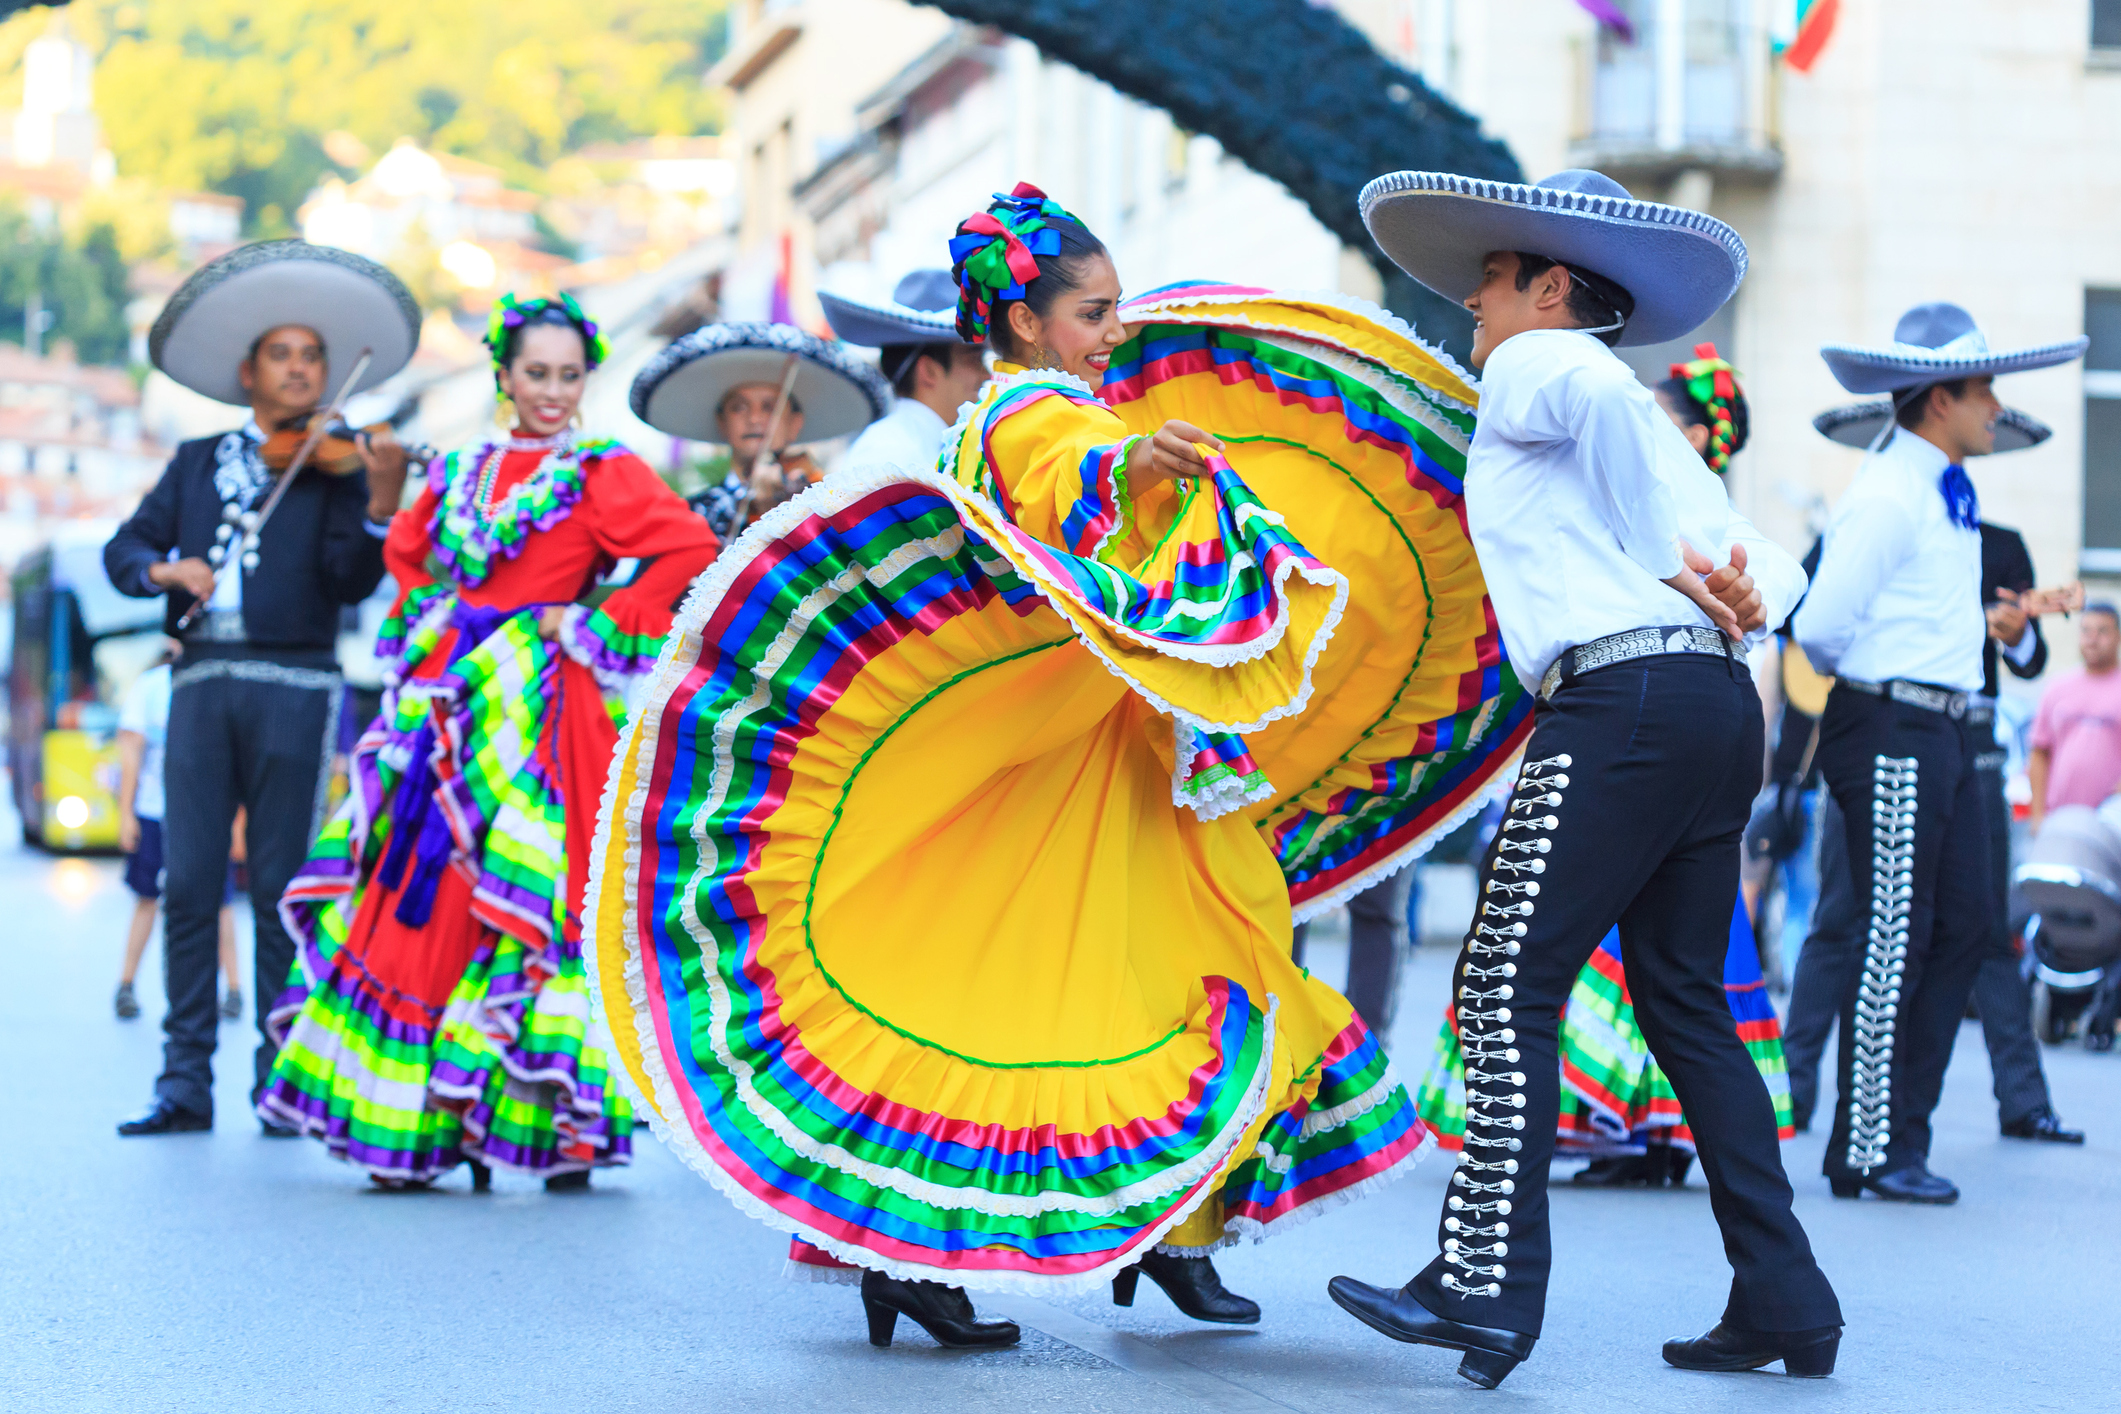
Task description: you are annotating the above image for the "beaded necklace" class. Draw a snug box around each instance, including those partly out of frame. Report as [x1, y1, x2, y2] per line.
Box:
[426, 433, 623, 587]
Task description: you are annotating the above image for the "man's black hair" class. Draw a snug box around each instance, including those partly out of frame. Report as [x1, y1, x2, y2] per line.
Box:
[1512, 253, 1634, 348]
[881, 342, 969, 398]
[1893, 378, 1972, 430]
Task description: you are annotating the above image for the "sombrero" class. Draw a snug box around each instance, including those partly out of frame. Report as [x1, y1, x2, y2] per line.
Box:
[1814, 400, 2053, 454]
[818, 269, 961, 348]
[629, 321, 889, 443]
[148, 240, 421, 406]
[1820, 303, 2088, 395]
[1358, 168, 1746, 347]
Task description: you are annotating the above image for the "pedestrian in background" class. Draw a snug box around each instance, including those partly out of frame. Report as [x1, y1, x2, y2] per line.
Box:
[113, 649, 244, 1024]
[2028, 603, 2121, 830]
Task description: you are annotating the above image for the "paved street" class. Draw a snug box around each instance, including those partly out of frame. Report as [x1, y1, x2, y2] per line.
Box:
[3, 818, 2116, 1414]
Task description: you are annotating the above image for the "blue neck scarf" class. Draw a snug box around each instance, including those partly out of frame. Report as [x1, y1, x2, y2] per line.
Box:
[1940, 464, 1979, 531]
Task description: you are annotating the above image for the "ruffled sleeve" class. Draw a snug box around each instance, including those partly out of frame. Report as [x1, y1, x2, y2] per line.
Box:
[374, 482, 449, 661]
[558, 447, 721, 680]
[974, 380, 1150, 562]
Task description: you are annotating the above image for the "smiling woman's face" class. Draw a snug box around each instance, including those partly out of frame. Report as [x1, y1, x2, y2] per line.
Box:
[1004, 253, 1127, 390]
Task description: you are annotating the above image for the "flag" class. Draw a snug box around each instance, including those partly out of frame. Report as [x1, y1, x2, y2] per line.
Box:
[1775, 0, 1840, 73]
[1574, 0, 1635, 42]
[769, 229, 794, 325]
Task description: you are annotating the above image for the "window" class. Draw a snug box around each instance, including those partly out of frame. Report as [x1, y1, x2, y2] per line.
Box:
[2095, 0, 2121, 50]
[2082, 290, 2121, 568]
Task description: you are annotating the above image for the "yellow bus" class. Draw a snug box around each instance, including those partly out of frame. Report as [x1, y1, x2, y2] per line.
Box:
[7, 521, 166, 852]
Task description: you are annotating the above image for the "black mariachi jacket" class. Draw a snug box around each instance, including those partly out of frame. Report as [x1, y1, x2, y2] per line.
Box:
[104, 432, 388, 650]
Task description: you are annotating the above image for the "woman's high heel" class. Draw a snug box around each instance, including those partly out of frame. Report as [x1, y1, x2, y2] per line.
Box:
[859, 1270, 1021, 1350]
[1115, 1249, 1260, 1325]
[467, 1160, 492, 1193]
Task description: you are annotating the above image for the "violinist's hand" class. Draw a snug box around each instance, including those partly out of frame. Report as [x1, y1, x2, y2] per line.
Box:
[148, 558, 217, 601]
[1986, 588, 2030, 647]
[355, 428, 411, 523]
[537, 606, 567, 643]
[1663, 542, 1761, 639]
[1136, 420, 1224, 490]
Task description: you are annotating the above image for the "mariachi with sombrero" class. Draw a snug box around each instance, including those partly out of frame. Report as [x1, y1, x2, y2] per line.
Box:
[630, 319, 888, 542]
[104, 240, 421, 1140]
[1326, 168, 1842, 1386]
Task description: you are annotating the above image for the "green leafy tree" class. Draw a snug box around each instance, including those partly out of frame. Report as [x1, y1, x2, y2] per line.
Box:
[0, 1, 729, 235]
[0, 202, 131, 364]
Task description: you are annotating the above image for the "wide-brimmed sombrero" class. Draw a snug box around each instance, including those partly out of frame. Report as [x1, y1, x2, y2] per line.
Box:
[1814, 400, 2053, 454]
[629, 321, 889, 443]
[1358, 168, 1746, 347]
[148, 240, 421, 406]
[818, 269, 960, 348]
[1820, 303, 2088, 395]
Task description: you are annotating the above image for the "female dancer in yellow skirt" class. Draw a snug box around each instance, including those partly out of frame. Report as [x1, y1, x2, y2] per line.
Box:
[589, 186, 1532, 1347]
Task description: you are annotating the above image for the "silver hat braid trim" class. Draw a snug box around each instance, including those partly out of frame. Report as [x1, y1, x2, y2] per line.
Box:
[1442, 751, 1570, 1299]
[1846, 753, 1917, 1174]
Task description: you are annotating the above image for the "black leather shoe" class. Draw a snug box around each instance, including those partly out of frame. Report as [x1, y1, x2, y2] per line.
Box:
[1571, 1153, 1662, 1187]
[2000, 1109, 2086, 1144]
[544, 1169, 591, 1192]
[1829, 1162, 1958, 1204]
[1111, 1249, 1260, 1324]
[1662, 1321, 1840, 1377]
[860, 1270, 1020, 1349]
[1326, 1276, 1535, 1388]
[117, 1100, 211, 1136]
[259, 1119, 300, 1138]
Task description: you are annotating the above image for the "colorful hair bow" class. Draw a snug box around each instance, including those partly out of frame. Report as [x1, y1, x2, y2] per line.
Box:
[947, 182, 1082, 343]
[1668, 341, 1744, 474]
[485, 291, 610, 391]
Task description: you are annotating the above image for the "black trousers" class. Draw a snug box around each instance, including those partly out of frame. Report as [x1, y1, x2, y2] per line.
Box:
[1787, 764, 2051, 1130]
[156, 653, 343, 1116]
[1409, 652, 1838, 1338]
[1814, 687, 1993, 1183]
[1292, 872, 1408, 1035]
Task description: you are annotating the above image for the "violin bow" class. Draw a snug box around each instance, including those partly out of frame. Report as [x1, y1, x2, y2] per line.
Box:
[731, 353, 802, 539]
[175, 347, 374, 631]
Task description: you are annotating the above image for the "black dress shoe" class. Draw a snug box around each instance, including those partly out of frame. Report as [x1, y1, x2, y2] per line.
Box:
[1572, 1153, 1662, 1187]
[1111, 1249, 1261, 1324]
[860, 1270, 1020, 1349]
[1829, 1162, 1958, 1204]
[1326, 1276, 1535, 1388]
[2000, 1109, 2086, 1144]
[1662, 1321, 1840, 1377]
[259, 1119, 300, 1138]
[544, 1168, 591, 1192]
[117, 1100, 211, 1136]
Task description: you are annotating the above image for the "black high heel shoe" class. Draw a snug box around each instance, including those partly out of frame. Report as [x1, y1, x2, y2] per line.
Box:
[1111, 1249, 1260, 1324]
[1662, 1321, 1840, 1377]
[544, 1169, 591, 1193]
[860, 1270, 1020, 1350]
[1326, 1276, 1535, 1388]
[467, 1160, 492, 1193]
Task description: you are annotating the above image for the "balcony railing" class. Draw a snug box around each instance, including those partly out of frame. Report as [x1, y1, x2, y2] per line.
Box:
[1571, 0, 1781, 184]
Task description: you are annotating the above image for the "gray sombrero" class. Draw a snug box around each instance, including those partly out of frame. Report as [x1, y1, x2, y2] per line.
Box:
[630, 322, 890, 443]
[148, 240, 421, 406]
[1820, 303, 2088, 395]
[1358, 168, 1746, 347]
[1814, 400, 2053, 454]
[818, 270, 960, 348]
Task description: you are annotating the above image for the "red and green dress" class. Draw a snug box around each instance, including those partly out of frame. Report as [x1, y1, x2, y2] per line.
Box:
[257, 434, 719, 1181]
[1414, 898, 1795, 1155]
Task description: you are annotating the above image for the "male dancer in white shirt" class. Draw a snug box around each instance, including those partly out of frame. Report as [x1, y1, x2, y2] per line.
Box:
[1794, 305, 2087, 1205]
[1329, 170, 1841, 1388]
[821, 270, 990, 475]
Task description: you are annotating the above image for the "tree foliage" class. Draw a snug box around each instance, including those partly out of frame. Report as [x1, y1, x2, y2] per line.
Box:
[0, 202, 131, 364]
[921, 0, 1523, 354]
[0, 1, 730, 235]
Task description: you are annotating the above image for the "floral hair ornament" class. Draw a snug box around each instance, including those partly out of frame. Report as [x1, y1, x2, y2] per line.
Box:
[484, 291, 611, 393]
[947, 182, 1082, 343]
[1670, 341, 1744, 474]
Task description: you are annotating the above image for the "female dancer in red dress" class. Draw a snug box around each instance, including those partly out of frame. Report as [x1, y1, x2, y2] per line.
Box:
[258, 293, 719, 1189]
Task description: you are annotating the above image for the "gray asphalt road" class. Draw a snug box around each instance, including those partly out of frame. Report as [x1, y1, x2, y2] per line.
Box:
[3, 823, 2116, 1414]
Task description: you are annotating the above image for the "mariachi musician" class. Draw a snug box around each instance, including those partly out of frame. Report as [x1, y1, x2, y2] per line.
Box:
[105, 241, 421, 1137]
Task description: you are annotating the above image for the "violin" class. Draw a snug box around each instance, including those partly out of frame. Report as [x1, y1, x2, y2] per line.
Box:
[260, 410, 435, 475]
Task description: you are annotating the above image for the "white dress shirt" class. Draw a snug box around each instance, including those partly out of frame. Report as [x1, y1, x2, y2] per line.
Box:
[1793, 428, 1984, 692]
[1465, 329, 1808, 690]
[840, 396, 949, 476]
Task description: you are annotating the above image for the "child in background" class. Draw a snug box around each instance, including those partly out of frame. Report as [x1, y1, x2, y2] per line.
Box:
[114, 650, 244, 1021]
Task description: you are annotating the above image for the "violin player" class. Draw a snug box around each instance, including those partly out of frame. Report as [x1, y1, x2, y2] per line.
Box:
[104, 241, 422, 1137]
